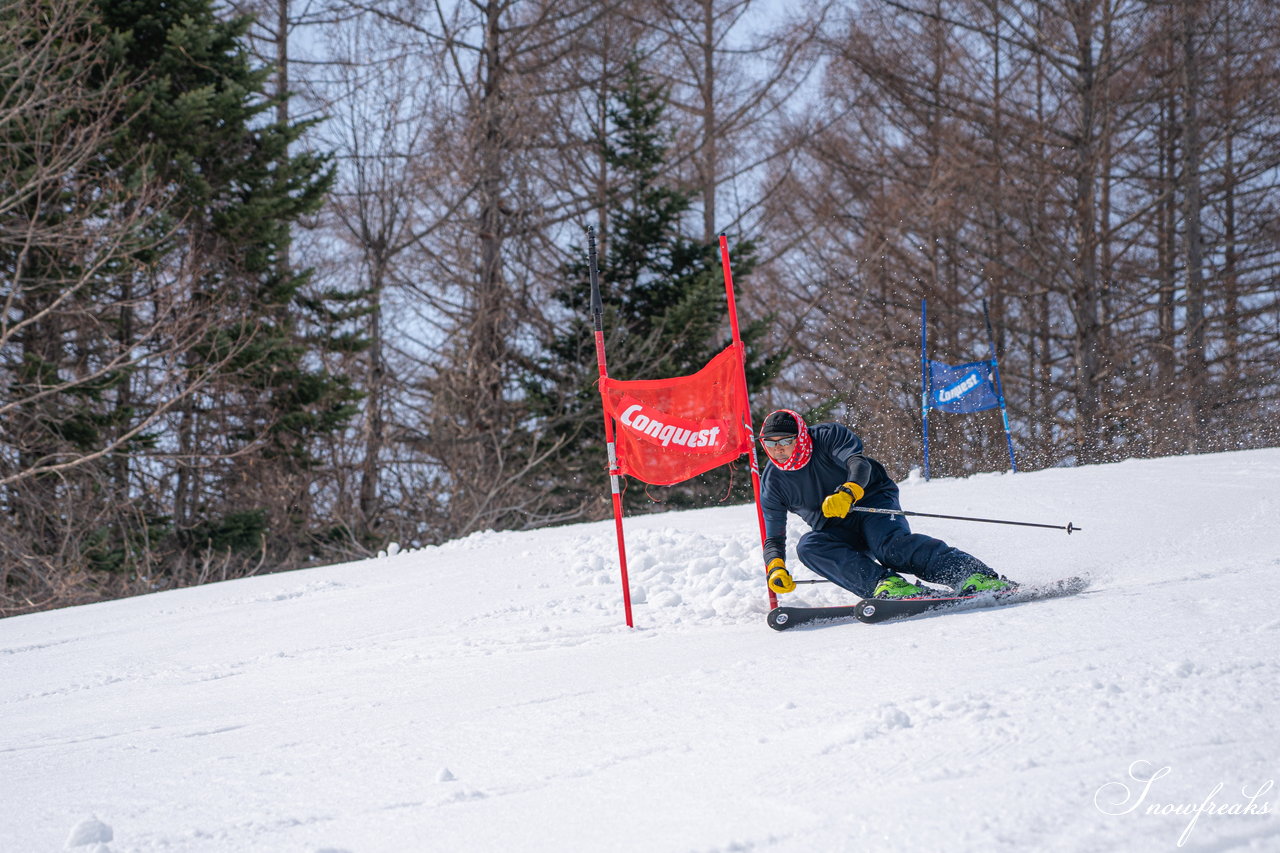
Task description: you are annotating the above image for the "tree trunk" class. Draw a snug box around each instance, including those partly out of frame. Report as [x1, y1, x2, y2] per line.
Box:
[1179, 0, 1208, 450]
[699, 0, 717, 243]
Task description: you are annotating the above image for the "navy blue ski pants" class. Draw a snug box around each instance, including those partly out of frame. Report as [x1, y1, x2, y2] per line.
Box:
[796, 511, 992, 598]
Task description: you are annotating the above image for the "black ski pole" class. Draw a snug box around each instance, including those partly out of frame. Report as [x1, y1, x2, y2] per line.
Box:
[850, 505, 1080, 534]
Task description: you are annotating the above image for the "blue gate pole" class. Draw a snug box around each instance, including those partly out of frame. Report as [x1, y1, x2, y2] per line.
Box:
[921, 299, 931, 481]
[982, 299, 1018, 473]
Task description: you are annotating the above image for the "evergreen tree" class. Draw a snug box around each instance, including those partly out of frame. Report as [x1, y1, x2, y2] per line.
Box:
[0, 0, 160, 601]
[2, 0, 351, 610]
[529, 60, 785, 521]
[89, 0, 355, 573]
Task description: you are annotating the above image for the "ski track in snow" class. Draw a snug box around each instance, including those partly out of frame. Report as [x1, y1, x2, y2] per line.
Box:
[2, 449, 1280, 852]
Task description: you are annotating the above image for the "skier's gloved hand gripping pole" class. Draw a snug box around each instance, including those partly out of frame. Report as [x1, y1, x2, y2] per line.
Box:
[766, 558, 796, 594]
[820, 481, 865, 519]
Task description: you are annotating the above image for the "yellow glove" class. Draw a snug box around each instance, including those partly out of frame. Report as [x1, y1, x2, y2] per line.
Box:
[766, 558, 796, 594]
[821, 481, 865, 518]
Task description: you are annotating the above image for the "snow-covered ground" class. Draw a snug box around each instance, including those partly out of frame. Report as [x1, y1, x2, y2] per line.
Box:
[3, 449, 1279, 852]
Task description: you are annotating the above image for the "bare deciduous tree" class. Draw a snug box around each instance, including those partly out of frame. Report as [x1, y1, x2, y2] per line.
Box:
[0, 0, 267, 611]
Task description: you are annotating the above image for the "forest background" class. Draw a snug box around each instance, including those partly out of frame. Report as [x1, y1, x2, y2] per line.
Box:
[3, 0, 1277, 614]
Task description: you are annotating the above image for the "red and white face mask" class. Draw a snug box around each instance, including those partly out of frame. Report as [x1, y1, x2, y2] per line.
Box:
[762, 409, 812, 471]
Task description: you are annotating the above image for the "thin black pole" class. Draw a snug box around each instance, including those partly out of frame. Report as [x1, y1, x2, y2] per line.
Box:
[851, 504, 1079, 534]
[589, 227, 603, 326]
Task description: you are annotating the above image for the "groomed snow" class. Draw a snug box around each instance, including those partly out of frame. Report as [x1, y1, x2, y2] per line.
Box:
[3, 449, 1279, 852]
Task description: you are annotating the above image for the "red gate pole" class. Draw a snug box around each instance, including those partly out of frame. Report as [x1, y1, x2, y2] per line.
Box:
[588, 227, 634, 628]
[718, 235, 777, 611]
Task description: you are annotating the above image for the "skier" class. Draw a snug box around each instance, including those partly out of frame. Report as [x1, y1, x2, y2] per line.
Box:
[758, 409, 1015, 600]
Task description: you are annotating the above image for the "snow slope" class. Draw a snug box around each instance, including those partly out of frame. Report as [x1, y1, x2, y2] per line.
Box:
[3, 450, 1279, 852]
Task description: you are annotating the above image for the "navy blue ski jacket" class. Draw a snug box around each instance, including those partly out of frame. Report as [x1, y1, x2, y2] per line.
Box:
[760, 423, 899, 565]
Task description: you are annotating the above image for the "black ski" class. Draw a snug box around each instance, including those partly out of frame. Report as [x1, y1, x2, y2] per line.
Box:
[766, 604, 862, 630]
[767, 576, 1090, 630]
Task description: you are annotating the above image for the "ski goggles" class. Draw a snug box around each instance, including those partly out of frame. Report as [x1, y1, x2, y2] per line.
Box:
[760, 436, 797, 448]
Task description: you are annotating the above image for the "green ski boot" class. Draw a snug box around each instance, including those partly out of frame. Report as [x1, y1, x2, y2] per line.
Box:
[959, 573, 1018, 595]
[872, 574, 927, 599]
